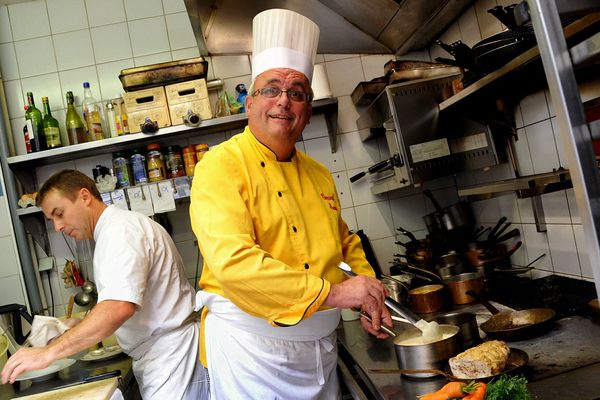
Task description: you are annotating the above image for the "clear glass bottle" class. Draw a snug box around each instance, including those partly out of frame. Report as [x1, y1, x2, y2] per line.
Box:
[41, 97, 62, 148]
[65, 91, 87, 144]
[24, 92, 47, 152]
[82, 82, 105, 141]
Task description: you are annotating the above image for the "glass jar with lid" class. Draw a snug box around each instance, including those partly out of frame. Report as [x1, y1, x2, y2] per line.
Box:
[113, 151, 132, 188]
[130, 149, 148, 184]
[182, 145, 197, 176]
[146, 143, 166, 183]
[195, 144, 209, 162]
[165, 145, 185, 179]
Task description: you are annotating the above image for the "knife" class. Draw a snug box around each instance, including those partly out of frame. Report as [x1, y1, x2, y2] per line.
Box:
[49, 370, 121, 392]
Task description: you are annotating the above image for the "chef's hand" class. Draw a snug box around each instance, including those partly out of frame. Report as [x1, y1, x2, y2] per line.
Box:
[359, 306, 393, 339]
[1, 347, 54, 384]
[324, 275, 391, 335]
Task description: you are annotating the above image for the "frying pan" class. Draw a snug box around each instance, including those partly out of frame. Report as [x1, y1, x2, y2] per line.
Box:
[473, 293, 556, 341]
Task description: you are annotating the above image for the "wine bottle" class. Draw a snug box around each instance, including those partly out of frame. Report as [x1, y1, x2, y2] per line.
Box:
[82, 82, 105, 141]
[41, 97, 62, 148]
[24, 92, 47, 152]
[65, 91, 87, 144]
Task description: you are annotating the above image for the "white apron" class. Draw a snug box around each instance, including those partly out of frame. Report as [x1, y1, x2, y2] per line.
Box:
[128, 321, 209, 400]
[196, 291, 341, 400]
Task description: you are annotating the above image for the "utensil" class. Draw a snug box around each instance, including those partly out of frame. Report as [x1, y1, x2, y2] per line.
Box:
[74, 291, 93, 307]
[66, 295, 75, 319]
[50, 370, 121, 391]
[338, 263, 420, 324]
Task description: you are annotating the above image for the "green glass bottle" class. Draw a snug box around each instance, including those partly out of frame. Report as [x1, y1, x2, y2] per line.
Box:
[65, 91, 87, 144]
[24, 92, 47, 152]
[41, 97, 62, 149]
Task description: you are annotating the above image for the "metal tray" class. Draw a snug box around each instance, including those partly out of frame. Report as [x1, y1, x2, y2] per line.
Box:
[119, 57, 209, 92]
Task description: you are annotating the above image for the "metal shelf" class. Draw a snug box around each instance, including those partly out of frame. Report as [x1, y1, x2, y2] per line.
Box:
[439, 13, 600, 111]
[16, 206, 42, 216]
[7, 97, 339, 169]
[570, 31, 600, 66]
[458, 169, 572, 200]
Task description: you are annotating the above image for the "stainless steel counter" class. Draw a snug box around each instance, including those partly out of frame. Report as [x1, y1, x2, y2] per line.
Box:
[0, 353, 134, 399]
[337, 312, 600, 399]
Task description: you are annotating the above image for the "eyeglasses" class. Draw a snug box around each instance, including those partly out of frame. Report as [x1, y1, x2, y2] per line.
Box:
[252, 87, 311, 102]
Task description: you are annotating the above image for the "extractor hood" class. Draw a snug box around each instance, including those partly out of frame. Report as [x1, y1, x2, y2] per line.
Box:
[184, 0, 474, 56]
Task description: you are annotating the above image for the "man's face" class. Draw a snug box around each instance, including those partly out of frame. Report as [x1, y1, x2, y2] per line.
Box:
[41, 188, 92, 241]
[246, 68, 312, 144]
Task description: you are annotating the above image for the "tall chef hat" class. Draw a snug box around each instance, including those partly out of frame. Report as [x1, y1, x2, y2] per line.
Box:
[252, 9, 320, 83]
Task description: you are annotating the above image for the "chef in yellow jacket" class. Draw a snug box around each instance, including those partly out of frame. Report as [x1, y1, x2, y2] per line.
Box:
[190, 8, 392, 399]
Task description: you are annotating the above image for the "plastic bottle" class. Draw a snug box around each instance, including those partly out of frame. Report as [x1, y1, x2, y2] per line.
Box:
[82, 82, 105, 141]
[105, 101, 119, 138]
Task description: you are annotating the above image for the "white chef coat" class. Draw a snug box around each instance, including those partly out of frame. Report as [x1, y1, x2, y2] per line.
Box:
[94, 206, 208, 400]
[197, 291, 340, 400]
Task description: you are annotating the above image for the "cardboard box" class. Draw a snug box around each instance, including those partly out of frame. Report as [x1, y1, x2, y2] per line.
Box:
[123, 87, 171, 133]
[165, 79, 212, 125]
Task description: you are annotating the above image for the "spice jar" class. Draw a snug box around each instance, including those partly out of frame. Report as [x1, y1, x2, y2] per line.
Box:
[195, 144, 209, 162]
[112, 152, 132, 188]
[182, 145, 197, 176]
[165, 145, 185, 179]
[146, 143, 166, 182]
[130, 149, 148, 184]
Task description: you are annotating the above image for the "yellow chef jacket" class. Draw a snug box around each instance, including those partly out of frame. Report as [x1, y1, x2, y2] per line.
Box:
[190, 127, 375, 359]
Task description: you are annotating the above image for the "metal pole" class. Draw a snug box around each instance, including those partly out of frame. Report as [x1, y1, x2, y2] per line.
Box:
[527, 0, 600, 296]
[0, 86, 43, 313]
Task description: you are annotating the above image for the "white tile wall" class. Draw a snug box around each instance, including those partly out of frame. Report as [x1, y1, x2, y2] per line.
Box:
[0, 0, 596, 314]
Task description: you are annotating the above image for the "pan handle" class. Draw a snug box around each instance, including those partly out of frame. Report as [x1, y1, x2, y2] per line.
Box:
[487, 216, 508, 242]
[396, 226, 418, 242]
[423, 189, 444, 213]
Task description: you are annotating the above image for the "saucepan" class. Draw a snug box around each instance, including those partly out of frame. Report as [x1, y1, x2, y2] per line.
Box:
[422, 190, 475, 236]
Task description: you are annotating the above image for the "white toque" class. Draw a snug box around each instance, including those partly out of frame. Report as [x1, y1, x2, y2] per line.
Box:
[252, 8, 320, 83]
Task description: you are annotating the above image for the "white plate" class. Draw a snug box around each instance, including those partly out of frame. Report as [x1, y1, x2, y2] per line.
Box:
[16, 358, 76, 382]
[80, 346, 123, 362]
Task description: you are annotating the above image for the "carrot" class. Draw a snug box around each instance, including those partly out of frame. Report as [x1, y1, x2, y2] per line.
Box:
[463, 382, 486, 400]
[419, 381, 466, 400]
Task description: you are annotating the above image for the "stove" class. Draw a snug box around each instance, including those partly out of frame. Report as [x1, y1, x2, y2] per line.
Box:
[486, 274, 597, 318]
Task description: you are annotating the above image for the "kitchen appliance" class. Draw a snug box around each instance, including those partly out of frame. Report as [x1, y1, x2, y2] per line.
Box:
[355, 74, 504, 195]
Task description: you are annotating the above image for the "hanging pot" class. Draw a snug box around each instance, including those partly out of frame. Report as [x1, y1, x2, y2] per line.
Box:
[422, 190, 475, 236]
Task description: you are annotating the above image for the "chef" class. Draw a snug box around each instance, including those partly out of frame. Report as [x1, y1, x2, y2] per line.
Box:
[1, 169, 209, 400]
[190, 8, 391, 399]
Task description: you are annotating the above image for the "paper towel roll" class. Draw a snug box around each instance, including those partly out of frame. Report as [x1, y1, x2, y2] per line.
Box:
[312, 64, 332, 100]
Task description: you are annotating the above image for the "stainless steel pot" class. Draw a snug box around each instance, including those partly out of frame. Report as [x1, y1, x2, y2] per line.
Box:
[393, 324, 460, 378]
[434, 312, 481, 351]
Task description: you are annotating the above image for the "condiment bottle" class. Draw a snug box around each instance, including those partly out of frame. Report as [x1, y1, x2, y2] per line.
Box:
[165, 145, 185, 179]
[182, 145, 197, 176]
[146, 143, 166, 183]
[105, 101, 119, 138]
[82, 82, 105, 141]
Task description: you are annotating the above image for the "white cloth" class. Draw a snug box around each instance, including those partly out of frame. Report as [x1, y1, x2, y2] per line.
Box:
[198, 291, 340, 400]
[26, 316, 70, 347]
[94, 206, 206, 400]
[252, 8, 320, 82]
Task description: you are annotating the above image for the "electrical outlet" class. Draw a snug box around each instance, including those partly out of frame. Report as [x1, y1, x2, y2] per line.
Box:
[38, 256, 55, 272]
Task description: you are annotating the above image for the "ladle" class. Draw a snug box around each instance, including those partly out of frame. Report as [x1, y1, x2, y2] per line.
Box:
[338, 262, 420, 325]
[369, 367, 451, 377]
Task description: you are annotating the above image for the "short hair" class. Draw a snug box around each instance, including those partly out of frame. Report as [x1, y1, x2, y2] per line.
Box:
[36, 169, 102, 206]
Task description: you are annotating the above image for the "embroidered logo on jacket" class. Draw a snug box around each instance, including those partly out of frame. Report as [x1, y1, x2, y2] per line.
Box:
[320, 193, 338, 211]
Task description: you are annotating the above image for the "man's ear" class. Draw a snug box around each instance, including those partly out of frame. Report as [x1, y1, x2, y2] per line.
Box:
[79, 188, 91, 204]
[245, 95, 252, 110]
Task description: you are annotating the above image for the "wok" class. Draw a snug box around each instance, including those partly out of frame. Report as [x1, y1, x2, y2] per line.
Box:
[474, 293, 556, 341]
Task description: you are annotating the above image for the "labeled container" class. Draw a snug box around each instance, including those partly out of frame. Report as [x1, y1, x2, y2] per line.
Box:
[182, 145, 197, 176]
[195, 144, 209, 162]
[165, 78, 212, 125]
[130, 149, 148, 184]
[123, 87, 171, 133]
[113, 95, 129, 135]
[146, 144, 166, 183]
[113, 152, 132, 188]
[165, 145, 185, 178]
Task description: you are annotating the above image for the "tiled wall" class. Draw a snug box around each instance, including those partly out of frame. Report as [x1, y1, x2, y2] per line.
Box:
[0, 0, 597, 316]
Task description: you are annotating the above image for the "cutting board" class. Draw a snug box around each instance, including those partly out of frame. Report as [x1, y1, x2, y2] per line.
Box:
[17, 377, 119, 400]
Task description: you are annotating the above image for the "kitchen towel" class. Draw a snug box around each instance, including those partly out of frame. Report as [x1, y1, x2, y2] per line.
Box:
[27, 315, 70, 347]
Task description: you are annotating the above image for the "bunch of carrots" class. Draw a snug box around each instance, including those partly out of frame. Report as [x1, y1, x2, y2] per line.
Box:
[419, 381, 486, 400]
